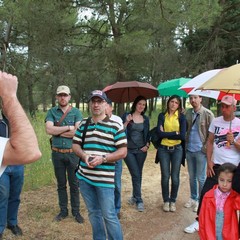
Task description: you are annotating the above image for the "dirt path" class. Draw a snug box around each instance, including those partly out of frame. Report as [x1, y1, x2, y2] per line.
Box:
[3, 151, 199, 240]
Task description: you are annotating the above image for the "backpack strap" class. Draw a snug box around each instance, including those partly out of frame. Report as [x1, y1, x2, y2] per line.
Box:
[75, 117, 91, 173]
[56, 106, 72, 126]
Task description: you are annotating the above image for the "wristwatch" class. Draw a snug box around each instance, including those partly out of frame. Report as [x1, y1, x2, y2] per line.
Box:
[102, 155, 107, 163]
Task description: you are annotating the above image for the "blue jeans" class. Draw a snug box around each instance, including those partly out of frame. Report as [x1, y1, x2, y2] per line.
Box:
[186, 150, 207, 201]
[52, 152, 80, 216]
[114, 159, 122, 214]
[79, 180, 123, 240]
[158, 145, 182, 203]
[124, 150, 147, 203]
[0, 165, 24, 233]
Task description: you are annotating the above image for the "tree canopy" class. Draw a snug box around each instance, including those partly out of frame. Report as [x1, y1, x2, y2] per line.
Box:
[1, 0, 237, 116]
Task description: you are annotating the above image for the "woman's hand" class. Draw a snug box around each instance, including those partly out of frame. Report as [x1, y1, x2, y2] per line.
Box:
[126, 114, 133, 122]
[141, 145, 149, 152]
[160, 125, 164, 132]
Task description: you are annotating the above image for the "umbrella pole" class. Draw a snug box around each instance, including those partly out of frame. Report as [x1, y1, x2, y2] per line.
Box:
[226, 94, 234, 148]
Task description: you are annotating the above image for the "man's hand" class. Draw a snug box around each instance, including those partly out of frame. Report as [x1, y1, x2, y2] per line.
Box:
[226, 131, 234, 144]
[207, 161, 215, 177]
[0, 71, 18, 99]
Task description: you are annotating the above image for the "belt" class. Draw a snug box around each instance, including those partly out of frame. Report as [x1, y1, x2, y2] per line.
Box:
[52, 147, 73, 153]
[160, 144, 181, 150]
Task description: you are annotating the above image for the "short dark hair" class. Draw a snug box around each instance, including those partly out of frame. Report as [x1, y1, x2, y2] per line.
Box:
[130, 96, 147, 115]
[218, 162, 237, 176]
[106, 98, 112, 106]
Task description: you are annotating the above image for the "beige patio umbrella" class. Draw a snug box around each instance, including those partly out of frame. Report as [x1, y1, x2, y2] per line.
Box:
[198, 64, 240, 94]
[198, 64, 240, 145]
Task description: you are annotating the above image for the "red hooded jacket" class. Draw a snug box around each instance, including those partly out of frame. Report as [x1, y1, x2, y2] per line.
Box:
[199, 185, 240, 240]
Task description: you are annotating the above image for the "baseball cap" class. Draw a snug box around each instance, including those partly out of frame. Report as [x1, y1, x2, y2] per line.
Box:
[88, 90, 108, 102]
[56, 85, 70, 95]
[220, 95, 237, 106]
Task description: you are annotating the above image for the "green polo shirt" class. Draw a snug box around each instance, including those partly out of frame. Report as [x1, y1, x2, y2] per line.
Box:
[45, 106, 82, 149]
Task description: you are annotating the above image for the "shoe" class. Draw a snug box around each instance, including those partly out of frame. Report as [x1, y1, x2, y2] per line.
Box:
[74, 213, 84, 224]
[137, 202, 144, 212]
[128, 196, 137, 205]
[170, 202, 176, 212]
[163, 202, 170, 212]
[193, 202, 199, 213]
[53, 212, 68, 222]
[0, 233, 3, 240]
[184, 199, 196, 208]
[184, 221, 199, 234]
[117, 213, 121, 219]
[7, 225, 23, 236]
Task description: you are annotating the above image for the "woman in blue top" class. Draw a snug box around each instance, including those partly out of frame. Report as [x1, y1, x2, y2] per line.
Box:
[156, 95, 186, 212]
[122, 96, 150, 212]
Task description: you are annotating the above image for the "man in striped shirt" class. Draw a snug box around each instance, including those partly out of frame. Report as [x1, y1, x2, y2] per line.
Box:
[72, 90, 127, 240]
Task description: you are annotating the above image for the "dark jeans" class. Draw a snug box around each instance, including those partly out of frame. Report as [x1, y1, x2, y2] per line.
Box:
[158, 145, 182, 203]
[0, 166, 24, 233]
[124, 150, 147, 203]
[197, 164, 240, 216]
[52, 152, 80, 216]
[114, 160, 122, 214]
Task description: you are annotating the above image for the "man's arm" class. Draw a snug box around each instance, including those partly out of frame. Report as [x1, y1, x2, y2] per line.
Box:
[0, 71, 42, 165]
[206, 132, 214, 177]
[60, 120, 80, 138]
[45, 121, 75, 137]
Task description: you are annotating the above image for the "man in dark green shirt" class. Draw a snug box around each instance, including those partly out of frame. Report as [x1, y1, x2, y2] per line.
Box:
[45, 85, 83, 224]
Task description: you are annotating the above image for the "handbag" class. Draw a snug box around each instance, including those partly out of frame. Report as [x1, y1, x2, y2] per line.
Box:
[49, 106, 72, 148]
[149, 127, 161, 149]
[75, 117, 91, 173]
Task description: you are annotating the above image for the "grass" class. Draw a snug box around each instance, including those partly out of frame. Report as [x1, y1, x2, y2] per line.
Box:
[23, 112, 55, 191]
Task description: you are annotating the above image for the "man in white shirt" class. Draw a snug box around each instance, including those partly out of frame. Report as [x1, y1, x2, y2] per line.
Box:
[0, 71, 41, 176]
[105, 98, 124, 219]
[184, 95, 240, 234]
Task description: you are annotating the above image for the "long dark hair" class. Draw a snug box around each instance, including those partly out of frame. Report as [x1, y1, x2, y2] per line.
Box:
[165, 95, 182, 116]
[130, 96, 147, 115]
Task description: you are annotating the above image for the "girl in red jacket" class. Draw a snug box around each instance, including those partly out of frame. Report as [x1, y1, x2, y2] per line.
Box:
[199, 162, 240, 240]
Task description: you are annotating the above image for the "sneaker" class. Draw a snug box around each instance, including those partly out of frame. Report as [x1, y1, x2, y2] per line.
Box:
[193, 202, 199, 213]
[184, 199, 196, 208]
[170, 202, 176, 212]
[117, 213, 121, 219]
[7, 225, 23, 236]
[53, 212, 68, 222]
[184, 221, 199, 234]
[137, 202, 144, 212]
[128, 197, 137, 205]
[163, 202, 170, 212]
[74, 213, 84, 224]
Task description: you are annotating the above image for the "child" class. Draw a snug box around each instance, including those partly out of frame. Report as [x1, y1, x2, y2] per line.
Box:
[199, 162, 240, 240]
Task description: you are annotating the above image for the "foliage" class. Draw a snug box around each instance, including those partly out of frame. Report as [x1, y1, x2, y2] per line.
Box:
[23, 112, 54, 190]
[0, 0, 232, 117]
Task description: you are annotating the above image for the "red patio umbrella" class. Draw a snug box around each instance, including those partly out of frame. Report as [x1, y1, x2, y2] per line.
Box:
[102, 81, 158, 103]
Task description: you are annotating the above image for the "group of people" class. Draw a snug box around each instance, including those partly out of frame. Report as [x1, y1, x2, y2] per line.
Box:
[122, 93, 240, 240]
[1, 68, 240, 239]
